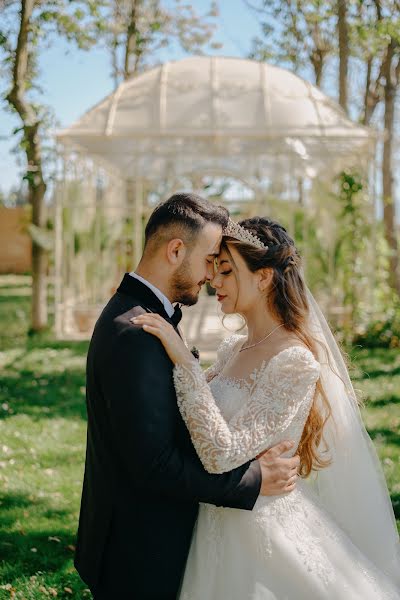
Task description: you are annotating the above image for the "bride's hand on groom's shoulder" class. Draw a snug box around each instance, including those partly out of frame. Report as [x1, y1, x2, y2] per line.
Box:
[257, 441, 300, 497]
[131, 313, 195, 366]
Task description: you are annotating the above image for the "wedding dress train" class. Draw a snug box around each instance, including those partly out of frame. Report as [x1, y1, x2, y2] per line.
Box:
[174, 336, 400, 600]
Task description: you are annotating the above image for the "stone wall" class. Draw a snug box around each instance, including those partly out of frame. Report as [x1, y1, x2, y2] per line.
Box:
[0, 207, 32, 273]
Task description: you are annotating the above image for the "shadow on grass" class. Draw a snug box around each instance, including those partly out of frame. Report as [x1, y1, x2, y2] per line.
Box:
[0, 491, 74, 572]
[391, 493, 400, 521]
[358, 366, 400, 380]
[0, 492, 40, 530]
[0, 294, 30, 305]
[370, 395, 400, 408]
[26, 338, 90, 354]
[349, 347, 399, 376]
[1, 507, 73, 537]
[0, 369, 87, 421]
[0, 295, 31, 350]
[0, 491, 89, 598]
[368, 427, 400, 446]
[0, 528, 77, 576]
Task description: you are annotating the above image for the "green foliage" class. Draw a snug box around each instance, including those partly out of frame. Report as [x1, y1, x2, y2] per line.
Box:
[248, 0, 336, 82]
[353, 307, 400, 349]
[296, 172, 379, 338]
[108, 0, 221, 83]
[351, 0, 400, 60]
[335, 171, 369, 328]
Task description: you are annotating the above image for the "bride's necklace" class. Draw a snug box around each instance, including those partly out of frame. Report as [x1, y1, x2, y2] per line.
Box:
[239, 323, 285, 352]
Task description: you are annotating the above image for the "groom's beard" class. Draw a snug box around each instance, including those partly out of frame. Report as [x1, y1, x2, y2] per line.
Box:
[171, 258, 205, 307]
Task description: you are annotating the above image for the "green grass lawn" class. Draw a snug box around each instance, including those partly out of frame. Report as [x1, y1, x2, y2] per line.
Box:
[0, 276, 399, 598]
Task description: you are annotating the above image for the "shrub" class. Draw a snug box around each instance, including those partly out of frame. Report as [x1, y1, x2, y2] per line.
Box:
[353, 309, 400, 349]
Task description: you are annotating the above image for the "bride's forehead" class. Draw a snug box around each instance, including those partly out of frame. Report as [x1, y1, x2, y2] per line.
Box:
[216, 248, 230, 263]
[217, 243, 240, 263]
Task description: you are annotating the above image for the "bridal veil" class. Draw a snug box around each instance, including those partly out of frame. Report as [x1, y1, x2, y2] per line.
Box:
[306, 289, 400, 586]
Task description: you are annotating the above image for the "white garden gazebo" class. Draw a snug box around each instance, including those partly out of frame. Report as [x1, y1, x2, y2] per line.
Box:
[55, 55, 375, 338]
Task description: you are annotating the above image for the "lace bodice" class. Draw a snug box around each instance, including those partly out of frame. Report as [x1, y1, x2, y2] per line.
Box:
[173, 336, 321, 474]
[208, 374, 249, 422]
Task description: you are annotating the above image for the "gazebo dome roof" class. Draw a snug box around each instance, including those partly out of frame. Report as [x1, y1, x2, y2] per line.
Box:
[60, 55, 372, 138]
[57, 55, 374, 177]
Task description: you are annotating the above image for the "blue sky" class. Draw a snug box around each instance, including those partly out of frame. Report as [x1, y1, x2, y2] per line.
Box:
[2, 0, 397, 221]
[0, 0, 263, 193]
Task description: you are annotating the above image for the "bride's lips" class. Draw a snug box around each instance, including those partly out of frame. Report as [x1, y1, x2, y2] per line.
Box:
[217, 294, 227, 302]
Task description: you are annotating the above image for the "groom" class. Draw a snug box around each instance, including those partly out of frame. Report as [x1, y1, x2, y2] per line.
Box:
[75, 193, 300, 599]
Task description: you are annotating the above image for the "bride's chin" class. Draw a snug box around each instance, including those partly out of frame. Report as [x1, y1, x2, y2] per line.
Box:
[220, 306, 234, 315]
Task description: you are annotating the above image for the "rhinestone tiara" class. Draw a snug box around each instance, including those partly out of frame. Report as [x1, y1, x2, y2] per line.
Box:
[223, 218, 268, 250]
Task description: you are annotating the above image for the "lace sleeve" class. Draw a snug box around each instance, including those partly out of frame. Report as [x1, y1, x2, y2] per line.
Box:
[173, 347, 320, 474]
[204, 335, 244, 383]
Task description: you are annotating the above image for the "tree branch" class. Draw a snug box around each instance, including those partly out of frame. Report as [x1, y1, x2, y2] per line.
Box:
[338, 0, 349, 112]
[6, 0, 37, 126]
[124, 0, 141, 79]
[364, 50, 388, 125]
[372, 0, 382, 21]
[243, 0, 267, 15]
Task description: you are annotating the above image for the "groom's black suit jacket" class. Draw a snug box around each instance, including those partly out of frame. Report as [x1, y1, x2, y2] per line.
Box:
[74, 274, 261, 599]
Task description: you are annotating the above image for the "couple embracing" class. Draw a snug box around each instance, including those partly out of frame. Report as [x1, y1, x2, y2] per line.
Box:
[75, 193, 400, 599]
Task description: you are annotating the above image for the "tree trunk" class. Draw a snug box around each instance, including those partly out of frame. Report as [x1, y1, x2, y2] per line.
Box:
[124, 0, 141, 79]
[362, 2, 386, 126]
[111, 1, 122, 88]
[6, 0, 48, 331]
[382, 45, 400, 296]
[362, 57, 372, 125]
[312, 50, 324, 87]
[27, 123, 48, 330]
[337, 0, 348, 113]
[31, 212, 48, 330]
[111, 36, 120, 89]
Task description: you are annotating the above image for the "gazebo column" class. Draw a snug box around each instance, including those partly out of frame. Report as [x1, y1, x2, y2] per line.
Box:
[368, 148, 379, 313]
[54, 151, 66, 338]
[127, 177, 144, 269]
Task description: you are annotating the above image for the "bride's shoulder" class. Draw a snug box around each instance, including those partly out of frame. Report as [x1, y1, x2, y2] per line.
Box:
[263, 344, 321, 380]
[255, 338, 320, 377]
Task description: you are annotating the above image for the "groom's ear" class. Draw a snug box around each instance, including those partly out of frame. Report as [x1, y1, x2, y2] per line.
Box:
[166, 238, 186, 265]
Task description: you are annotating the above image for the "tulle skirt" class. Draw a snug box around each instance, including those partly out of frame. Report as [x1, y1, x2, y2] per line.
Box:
[179, 481, 400, 600]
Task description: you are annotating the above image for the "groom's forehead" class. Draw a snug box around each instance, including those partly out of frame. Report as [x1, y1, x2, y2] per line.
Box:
[197, 223, 223, 254]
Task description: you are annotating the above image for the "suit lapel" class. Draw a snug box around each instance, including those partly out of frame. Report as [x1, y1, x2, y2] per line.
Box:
[116, 273, 182, 335]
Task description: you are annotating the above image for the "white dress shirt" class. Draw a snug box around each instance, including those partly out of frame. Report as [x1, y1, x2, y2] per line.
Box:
[129, 272, 175, 318]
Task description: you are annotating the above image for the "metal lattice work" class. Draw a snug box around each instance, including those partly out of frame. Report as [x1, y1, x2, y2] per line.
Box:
[54, 56, 376, 339]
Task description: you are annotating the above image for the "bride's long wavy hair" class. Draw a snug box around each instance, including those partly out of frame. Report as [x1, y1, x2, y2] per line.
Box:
[222, 217, 332, 477]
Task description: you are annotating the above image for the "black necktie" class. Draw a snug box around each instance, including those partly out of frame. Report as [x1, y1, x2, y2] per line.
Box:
[170, 304, 182, 326]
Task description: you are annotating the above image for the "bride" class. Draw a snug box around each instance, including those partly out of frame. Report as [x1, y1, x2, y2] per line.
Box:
[132, 216, 400, 599]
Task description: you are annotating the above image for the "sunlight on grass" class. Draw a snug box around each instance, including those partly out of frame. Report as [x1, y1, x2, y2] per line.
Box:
[0, 278, 90, 598]
[0, 276, 398, 598]
[350, 347, 400, 528]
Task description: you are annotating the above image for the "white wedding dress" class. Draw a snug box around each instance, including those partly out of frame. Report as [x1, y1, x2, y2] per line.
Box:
[174, 335, 400, 600]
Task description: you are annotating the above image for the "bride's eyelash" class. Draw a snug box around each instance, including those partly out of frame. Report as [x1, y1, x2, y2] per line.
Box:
[221, 270, 232, 276]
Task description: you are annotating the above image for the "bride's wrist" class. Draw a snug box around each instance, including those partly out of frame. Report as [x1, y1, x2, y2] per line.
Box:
[177, 356, 197, 368]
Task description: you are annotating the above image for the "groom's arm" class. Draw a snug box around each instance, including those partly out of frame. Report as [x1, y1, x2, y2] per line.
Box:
[101, 324, 261, 510]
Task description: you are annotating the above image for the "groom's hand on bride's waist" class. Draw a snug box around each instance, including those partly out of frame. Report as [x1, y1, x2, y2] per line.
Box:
[257, 441, 300, 496]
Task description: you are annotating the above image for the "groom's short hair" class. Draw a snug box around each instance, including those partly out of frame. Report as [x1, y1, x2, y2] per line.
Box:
[144, 193, 229, 252]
